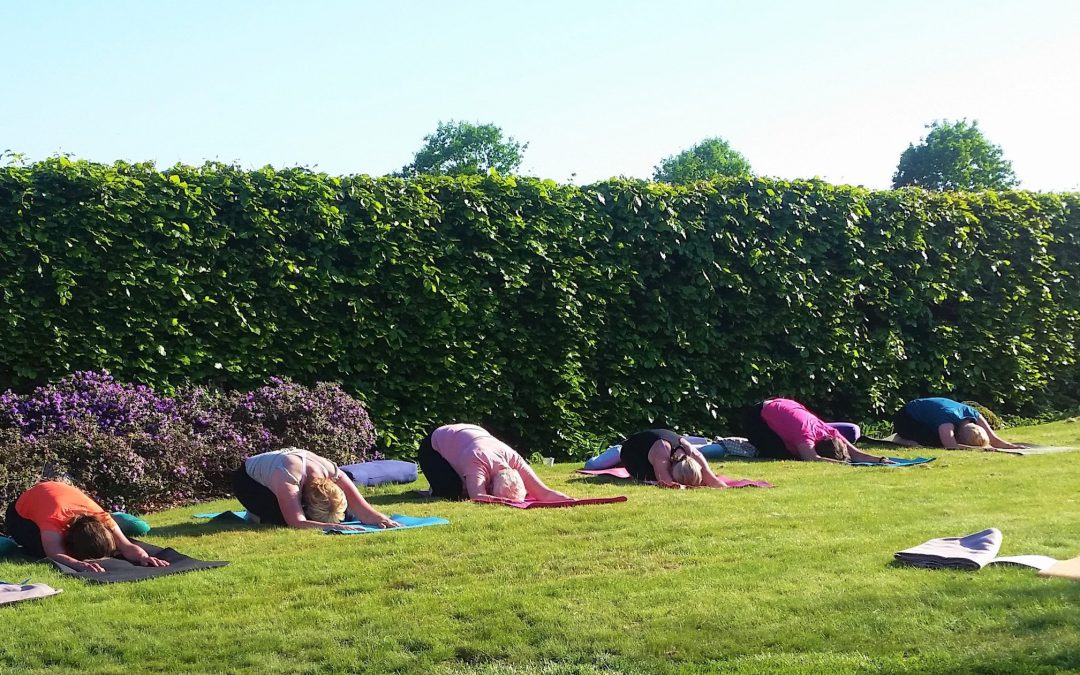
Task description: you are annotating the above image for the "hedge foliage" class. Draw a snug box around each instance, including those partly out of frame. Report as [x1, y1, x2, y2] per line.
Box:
[1, 158, 1078, 458]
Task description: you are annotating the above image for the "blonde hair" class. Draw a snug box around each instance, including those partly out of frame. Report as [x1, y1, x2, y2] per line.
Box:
[670, 450, 703, 486]
[956, 423, 990, 448]
[490, 469, 526, 502]
[302, 477, 347, 523]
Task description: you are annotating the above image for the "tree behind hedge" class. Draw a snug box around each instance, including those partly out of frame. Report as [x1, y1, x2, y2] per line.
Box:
[653, 137, 752, 184]
[0, 158, 1077, 458]
[892, 119, 1019, 191]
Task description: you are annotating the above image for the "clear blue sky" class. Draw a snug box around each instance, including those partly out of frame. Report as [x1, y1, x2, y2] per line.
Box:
[2, 0, 1078, 189]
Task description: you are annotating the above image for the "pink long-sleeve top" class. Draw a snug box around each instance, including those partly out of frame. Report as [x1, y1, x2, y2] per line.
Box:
[760, 398, 841, 452]
[431, 424, 526, 486]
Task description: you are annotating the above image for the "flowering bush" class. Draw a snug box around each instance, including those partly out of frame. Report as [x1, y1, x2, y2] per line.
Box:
[0, 371, 377, 525]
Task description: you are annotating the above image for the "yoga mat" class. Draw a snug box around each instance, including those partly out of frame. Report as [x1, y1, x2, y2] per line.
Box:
[51, 541, 228, 584]
[0, 582, 62, 606]
[993, 445, 1080, 456]
[848, 457, 936, 467]
[324, 514, 448, 535]
[1040, 557, 1080, 580]
[193, 511, 249, 523]
[894, 529, 1057, 571]
[472, 495, 628, 509]
[575, 467, 772, 488]
[864, 433, 915, 446]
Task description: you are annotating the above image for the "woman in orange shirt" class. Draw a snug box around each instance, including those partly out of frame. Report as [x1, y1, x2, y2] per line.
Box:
[4, 482, 169, 573]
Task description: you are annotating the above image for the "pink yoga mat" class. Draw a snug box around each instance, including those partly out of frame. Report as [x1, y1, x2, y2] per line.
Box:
[576, 466, 772, 488]
[472, 495, 628, 509]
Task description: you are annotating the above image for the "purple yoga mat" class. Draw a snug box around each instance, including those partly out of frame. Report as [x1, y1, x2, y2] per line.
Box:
[472, 495, 628, 509]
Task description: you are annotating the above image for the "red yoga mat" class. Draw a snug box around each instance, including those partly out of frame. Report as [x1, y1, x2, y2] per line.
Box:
[576, 466, 772, 488]
[472, 495, 628, 509]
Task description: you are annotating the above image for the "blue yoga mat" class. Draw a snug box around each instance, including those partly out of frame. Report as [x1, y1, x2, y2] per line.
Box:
[324, 514, 449, 535]
[193, 511, 248, 520]
[849, 456, 935, 467]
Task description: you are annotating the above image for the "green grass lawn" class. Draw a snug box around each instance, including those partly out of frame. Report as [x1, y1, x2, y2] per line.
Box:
[2, 421, 1079, 674]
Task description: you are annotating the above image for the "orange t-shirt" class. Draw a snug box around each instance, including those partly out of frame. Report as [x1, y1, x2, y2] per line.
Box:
[14, 482, 115, 534]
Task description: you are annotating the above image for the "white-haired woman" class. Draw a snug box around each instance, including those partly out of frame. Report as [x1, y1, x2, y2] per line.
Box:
[618, 429, 730, 488]
[417, 424, 571, 502]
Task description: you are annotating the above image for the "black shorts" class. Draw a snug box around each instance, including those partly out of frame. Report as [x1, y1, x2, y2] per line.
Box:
[619, 429, 682, 481]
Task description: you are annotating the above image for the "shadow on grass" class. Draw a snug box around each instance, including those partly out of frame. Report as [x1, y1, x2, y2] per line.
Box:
[362, 491, 442, 507]
[147, 521, 264, 539]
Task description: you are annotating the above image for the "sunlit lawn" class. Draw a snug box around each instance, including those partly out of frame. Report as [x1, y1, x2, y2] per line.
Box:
[2, 420, 1079, 674]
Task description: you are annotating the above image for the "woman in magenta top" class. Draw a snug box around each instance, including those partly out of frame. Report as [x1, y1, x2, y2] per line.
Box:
[744, 398, 891, 463]
[416, 423, 571, 501]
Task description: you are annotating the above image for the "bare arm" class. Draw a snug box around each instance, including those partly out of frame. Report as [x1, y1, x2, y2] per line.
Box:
[333, 472, 398, 527]
[509, 453, 569, 500]
[110, 523, 169, 567]
[843, 438, 891, 464]
[41, 530, 106, 573]
[937, 424, 985, 450]
[793, 441, 843, 463]
[977, 417, 1020, 449]
[271, 477, 367, 531]
[647, 440, 678, 485]
[681, 440, 730, 488]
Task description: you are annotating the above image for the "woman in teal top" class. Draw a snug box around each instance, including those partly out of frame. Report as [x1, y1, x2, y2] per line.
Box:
[893, 397, 1020, 449]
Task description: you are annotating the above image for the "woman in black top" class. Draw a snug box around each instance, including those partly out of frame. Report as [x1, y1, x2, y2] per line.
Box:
[619, 429, 730, 488]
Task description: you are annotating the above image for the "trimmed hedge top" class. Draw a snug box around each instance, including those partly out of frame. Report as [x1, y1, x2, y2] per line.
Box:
[1, 158, 1078, 456]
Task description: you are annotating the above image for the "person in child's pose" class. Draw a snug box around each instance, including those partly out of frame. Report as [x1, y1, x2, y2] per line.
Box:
[893, 397, 1021, 449]
[5, 481, 170, 573]
[233, 448, 399, 530]
[743, 398, 893, 463]
[618, 429, 732, 487]
[417, 424, 571, 501]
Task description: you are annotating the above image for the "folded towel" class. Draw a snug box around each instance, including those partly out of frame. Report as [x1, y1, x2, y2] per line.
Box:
[575, 466, 772, 488]
[471, 495, 627, 509]
[324, 514, 448, 534]
[894, 529, 1058, 571]
[0, 582, 62, 606]
[339, 460, 419, 486]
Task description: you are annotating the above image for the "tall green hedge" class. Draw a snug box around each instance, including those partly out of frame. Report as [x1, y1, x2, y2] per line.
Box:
[1, 158, 1078, 457]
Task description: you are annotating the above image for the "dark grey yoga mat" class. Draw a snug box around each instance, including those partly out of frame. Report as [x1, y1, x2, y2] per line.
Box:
[51, 541, 228, 584]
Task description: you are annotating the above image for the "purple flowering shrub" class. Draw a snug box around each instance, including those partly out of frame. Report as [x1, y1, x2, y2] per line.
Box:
[227, 377, 378, 466]
[0, 371, 377, 525]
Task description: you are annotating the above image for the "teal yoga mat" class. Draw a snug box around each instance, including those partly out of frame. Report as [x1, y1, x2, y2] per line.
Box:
[193, 511, 448, 533]
[324, 514, 448, 534]
[849, 457, 935, 467]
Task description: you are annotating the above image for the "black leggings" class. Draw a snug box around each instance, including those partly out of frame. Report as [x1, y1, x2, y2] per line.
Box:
[5, 501, 46, 558]
[893, 407, 942, 447]
[231, 468, 288, 525]
[416, 431, 466, 500]
[740, 402, 793, 460]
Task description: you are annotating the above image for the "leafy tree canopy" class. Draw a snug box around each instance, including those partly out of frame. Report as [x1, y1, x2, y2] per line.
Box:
[398, 120, 526, 177]
[652, 137, 752, 184]
[892, 119, 1018, 191]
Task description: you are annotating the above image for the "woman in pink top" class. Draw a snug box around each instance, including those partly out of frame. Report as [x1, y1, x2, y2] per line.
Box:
[743, 398, 891, 463]
[417, 424, 571, 501]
